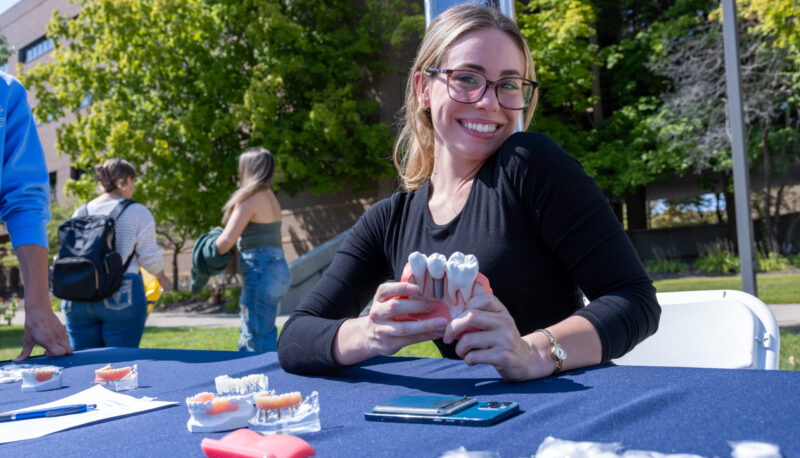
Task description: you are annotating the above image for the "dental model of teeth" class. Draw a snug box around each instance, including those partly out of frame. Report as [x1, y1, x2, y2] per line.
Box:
[20, 366, 63, 392]
[395, 251, 492, 336]
[250, 391, 321, 435]
[93, 364, 138, 391]
[186, 392, 254, 433]
[214, 373, 269, 396]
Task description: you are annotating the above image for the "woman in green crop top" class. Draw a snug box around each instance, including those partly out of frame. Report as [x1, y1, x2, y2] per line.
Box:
[216, 148, 290, 352]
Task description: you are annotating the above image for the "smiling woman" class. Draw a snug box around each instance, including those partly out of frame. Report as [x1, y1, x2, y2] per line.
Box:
[277, 3, 660, 382]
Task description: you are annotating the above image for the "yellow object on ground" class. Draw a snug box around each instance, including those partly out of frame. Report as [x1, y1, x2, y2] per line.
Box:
[141, 267, 163, 308]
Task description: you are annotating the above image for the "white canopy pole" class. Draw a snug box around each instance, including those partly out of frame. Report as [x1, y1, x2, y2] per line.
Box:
[721, 0, 757, 296]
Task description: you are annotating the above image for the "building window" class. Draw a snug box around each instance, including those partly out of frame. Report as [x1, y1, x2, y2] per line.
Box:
[49, 172, 57, 201]
[70, 167, 84, 181]
[19, 36, 54, 64]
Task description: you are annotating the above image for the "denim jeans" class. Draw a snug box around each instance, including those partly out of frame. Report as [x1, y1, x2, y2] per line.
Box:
[238, 247, 291, 352]
[62, 273, 148, 350]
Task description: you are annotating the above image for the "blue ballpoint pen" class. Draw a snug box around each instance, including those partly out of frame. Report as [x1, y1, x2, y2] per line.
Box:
[0, 404, 97, 422]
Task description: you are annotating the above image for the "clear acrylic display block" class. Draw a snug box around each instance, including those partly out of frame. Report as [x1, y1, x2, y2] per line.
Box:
[249, 391, 320, 435]
[92, 363, 138, 391]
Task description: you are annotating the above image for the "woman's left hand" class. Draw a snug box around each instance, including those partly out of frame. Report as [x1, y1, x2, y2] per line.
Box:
[443, 293, 550, 382]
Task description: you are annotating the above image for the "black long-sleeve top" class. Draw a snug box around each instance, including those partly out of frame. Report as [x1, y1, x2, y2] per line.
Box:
[278, 132, 660, 375]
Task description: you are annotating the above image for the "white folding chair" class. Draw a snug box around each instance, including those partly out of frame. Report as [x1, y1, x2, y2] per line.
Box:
[611, 290, 780, 370]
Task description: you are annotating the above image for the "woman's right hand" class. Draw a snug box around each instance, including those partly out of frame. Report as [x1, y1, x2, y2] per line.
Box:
[332, 282, 448, 366]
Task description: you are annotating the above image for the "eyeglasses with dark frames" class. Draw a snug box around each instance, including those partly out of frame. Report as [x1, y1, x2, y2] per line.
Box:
[425, 68, 538, 110]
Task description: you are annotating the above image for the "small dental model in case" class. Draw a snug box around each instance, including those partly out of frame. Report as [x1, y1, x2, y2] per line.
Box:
[187, 373, 270, 433]
[20, 366, 63, 392]
[249, 391, 321, 435]
[187, 392, 254, 433]
[93, 364, 138, 391]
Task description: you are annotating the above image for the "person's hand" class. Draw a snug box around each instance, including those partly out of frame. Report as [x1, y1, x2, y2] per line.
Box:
[333, 282, 447, 366]
[14, 300, 73, 361]
[364, 282, 449, 355]
[443, 293, 550, 382]
[13, 244, 73, 361]
[157, 273, 171, 292]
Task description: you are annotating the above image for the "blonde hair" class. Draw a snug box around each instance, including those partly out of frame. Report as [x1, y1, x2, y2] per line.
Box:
[94, 158, 136, 193]
[222, 147, 275, 224]
[393, 4, 537, 191]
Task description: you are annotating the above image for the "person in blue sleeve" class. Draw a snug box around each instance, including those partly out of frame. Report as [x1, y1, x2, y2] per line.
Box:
[0, 71, 73, 361]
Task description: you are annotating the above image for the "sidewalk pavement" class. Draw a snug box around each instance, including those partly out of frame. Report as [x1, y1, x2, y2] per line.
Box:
[9, 305, 800, 330]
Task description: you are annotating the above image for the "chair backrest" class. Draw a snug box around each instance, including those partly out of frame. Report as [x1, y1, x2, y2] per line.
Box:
[612, 290, 780, 370]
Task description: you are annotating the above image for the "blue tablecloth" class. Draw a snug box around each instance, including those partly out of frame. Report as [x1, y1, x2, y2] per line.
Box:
[2, 348, 799, 457]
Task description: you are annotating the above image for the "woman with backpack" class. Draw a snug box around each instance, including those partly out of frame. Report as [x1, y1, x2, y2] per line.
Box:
[61, 158, 167, 350]
[215, 147, 290, 352]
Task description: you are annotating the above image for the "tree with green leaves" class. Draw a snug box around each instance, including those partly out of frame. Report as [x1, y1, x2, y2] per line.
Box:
[517, 0, 597, 159]
[0, 34, 10, 65]
[647, 15, 797, 252]
[22, 0, 399, 288]
[516, 1, 705, 224]
[741, 0, 800, 63]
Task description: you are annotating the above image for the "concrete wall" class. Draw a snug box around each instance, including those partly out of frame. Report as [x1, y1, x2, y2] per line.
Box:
[629, 212, 800, 262]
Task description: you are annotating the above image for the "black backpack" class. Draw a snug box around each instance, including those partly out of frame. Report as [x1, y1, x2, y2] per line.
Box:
[52, 199, 136, 301]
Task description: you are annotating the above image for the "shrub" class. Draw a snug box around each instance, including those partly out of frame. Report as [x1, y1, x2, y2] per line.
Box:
[224, 287, 241, 313]
[694, 243, 739, 274]
[51, 297, 62, 312]
[790, 254, 800, 267]
[646, 257, 688, 274]
[757, 252, 790, 272]
[0, 295, 19, 325]
[157, 289, 194, 306]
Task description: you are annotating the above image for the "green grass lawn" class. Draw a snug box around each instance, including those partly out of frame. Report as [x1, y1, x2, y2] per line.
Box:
[2, 325, 798, 370]
[0, 326, 443, 361]
[1, 272, 798, 368]
[653, 273, 800, 304]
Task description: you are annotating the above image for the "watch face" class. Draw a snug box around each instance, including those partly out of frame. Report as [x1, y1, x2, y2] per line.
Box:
[553, 346, 567, 361]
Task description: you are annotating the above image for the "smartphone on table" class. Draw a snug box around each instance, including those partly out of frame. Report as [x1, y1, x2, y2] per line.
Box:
[364, 395, 519, 426]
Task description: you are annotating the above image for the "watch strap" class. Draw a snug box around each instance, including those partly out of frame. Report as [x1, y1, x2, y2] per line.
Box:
[536, 328, 564, 375]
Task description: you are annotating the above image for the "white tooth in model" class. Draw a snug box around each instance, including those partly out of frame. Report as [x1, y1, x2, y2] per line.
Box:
[446, 252, 479, 310]
[408, 251, 428, 293]
[426, 253, 447, 299]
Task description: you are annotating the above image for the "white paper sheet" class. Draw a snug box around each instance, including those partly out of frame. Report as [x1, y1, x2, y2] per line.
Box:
[0, 384, 177, 444]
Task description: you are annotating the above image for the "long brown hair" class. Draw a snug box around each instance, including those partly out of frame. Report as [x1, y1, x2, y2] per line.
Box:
[222, 148, 275, 224]
[393, 4, 537, 191]
[94, 158, 136, 193]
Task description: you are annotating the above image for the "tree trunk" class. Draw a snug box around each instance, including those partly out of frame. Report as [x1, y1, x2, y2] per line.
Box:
[610, 199, 624, 225]
[760, 120, 777, 253]
[172, 248, 180, 291]
[721, 174, 737, 251]
[589, 32, 604, 128]
[168, 239, 186, 291]
[625, 186, 647, 230]
[784, 213, 800, 255]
